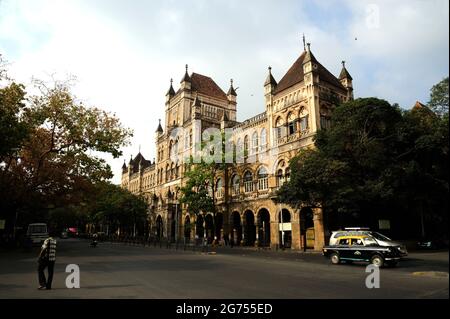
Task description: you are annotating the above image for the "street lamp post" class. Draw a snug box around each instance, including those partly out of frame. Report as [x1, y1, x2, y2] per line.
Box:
[280, 204, 285, 248]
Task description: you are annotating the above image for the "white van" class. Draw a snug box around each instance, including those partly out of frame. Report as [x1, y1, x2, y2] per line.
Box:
[27, 223, 48, 245]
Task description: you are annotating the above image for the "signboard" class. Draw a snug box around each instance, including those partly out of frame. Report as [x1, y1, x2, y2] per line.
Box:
[278, 223, 292, 231]
[0, 220, 5, 230]
[378, 219, 391, 230]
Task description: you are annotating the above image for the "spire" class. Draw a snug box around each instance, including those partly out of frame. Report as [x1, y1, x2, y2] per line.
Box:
[302, 33, 306, 51]
[156, 119, 163, 133]
[166, 78, 175, 96]
[122, 160, 127, 170]
[227, 79, 237, 96]
[264, 66, 277, 86]
[339, 60, 353, 80]
[129, 154, 133, 165]
[180, 64, 191, 83]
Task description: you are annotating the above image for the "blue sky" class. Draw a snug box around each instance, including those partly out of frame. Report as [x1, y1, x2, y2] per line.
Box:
[1, 0, 449, 184]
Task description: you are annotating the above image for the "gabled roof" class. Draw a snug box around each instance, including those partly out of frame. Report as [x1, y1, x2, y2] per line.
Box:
[130, 152, 152, 173]
[275, 50, 346, 94]
[191, 73, 227, 100]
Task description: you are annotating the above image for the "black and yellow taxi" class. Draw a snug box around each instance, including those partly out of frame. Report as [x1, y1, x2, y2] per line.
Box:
[322, 235, 403, 267]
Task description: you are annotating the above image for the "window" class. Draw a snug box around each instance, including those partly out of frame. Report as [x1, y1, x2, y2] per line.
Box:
[300, 115, 309, 132]
[260, 128, 267, 152]
[285, 168, 291, 182]
[244, 171, 253, 193]
[287, 112, 297, 135]
[276, 169, 285, 188]
[252, 131, 258, 154]
[231, 175, 240, 195]
[216, 178, 224, 198]
[320, 115, 331, 130]
[244, 135, 249, 159]
[275, 117, 284, 140]
[351, 238, 364, 246]
[339, 238, 350, 245]
[257, 167, 268, 190]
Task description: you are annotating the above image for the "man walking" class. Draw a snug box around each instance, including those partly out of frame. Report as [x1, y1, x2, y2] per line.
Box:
[37, 232, 57, 290]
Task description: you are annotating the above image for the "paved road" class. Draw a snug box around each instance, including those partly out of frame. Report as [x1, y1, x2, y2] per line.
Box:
[0, 238, 448, 299]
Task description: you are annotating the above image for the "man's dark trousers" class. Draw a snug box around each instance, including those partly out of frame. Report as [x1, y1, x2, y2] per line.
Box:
[38, 260, 55, 289]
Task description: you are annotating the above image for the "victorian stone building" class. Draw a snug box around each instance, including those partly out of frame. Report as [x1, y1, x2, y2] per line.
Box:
[121, 44, 353, 251]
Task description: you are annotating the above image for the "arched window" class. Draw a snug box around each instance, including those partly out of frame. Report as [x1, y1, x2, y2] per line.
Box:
[285, 167, 291, 182]
[231, 174, 240, 195]
[300, 114, 309, 132]
[244, 171, 253, 193]
[252, 131, 258, 154]
[189, 129, 193, 147]
[166, 164, 170, 182]
[257, 167, 268, 190]
[287, 112, 297, 135]
[275, 117, 284, 140]
[216, 178, 224, 198]
[260, 128, 267, 152]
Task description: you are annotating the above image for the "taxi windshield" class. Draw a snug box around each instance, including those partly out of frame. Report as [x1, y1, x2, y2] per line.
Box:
[370, 232, 391, 241]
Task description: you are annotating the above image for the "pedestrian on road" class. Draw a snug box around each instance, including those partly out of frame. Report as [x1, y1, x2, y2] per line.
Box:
[37, 232, 57, 290]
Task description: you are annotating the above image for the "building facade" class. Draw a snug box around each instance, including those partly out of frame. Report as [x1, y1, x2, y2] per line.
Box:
[121, 44, 353, 250]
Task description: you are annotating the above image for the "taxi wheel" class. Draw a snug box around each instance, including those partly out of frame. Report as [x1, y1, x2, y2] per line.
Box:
[330, 253, 340, 265]
[371, 255, 384, 267]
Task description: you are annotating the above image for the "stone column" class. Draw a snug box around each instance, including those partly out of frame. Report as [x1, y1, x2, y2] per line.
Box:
[291, 218, 301, 250]
[270, 221, 279, 249]
[313, 207, 325, 251]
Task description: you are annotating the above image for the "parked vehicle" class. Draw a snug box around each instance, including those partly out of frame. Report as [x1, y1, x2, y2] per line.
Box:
[323, 234, 404, 267]
[329, 227, 408, 257]
[26, 223, 48, 246]
[417, 238, 449, 250]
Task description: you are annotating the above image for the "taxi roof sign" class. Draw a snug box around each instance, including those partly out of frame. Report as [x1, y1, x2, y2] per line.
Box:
[344, 227, 370, 230]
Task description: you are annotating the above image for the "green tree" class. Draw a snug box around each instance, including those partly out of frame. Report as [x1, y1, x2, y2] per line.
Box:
[428, 77, 449, 116]
[277, 97, 448, 238]
[0, 76, 133, 235]
[87, 182, 148, 237]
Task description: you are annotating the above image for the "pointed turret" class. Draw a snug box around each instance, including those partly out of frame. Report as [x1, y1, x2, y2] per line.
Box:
[155, 119, 163, 134]
[226, 79, 237, 107]
[166, 78, 175, 96]
[122, 160, 127, 173]
[227, 79, 237, 96]
[339, 61, 353, 100]
[302, 43, 319, 86]
[264, 66, 277, 87]
[264, 66, 277, 110]
[180, 64, 192, 91]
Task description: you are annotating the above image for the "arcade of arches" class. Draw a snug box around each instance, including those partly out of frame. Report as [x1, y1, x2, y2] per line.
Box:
[160, 200, 325, 250]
